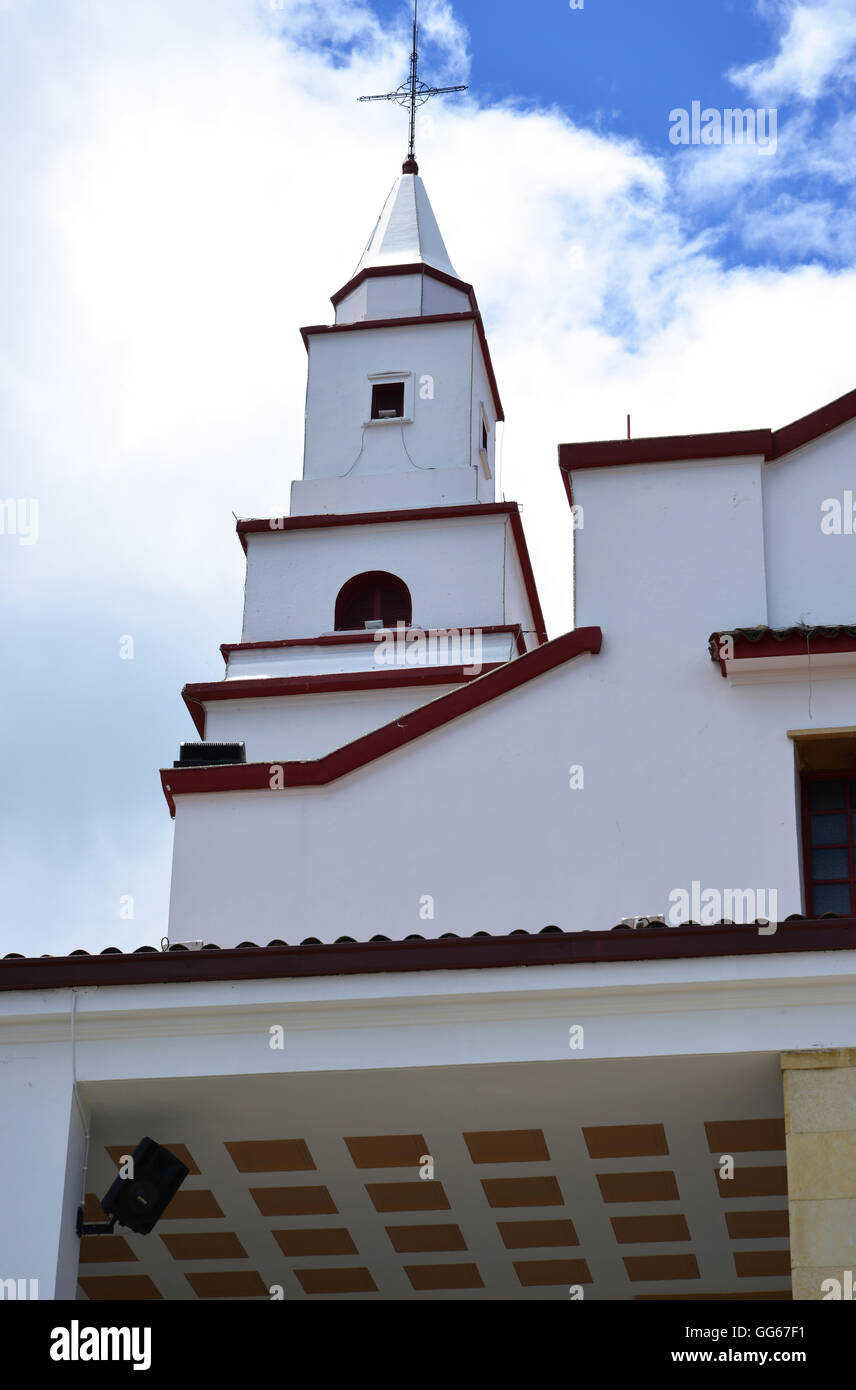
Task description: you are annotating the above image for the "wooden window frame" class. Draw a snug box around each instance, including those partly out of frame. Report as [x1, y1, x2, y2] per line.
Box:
[800, 769, 856, 917]
[334, 571, 413, 632]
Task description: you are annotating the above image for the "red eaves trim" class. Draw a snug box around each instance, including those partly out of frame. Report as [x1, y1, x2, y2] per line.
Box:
[300, 310, 505, 422]
[239, 501, 514, 547]
[235, 503, 546, 646]
[562, 468, 575, 510]
[507, 509, 548, 644]
[770, 385, 856, 460]
[558, 384, 856, 483]
[559, 430, 773, 472]
[183, 665, 501, 738]
[3, 918, 855, 992]
[330, 262, 475, 310]
[161, 626, 602, 815]
[219, 625, 527, 662]
[710, 629, 856, 677]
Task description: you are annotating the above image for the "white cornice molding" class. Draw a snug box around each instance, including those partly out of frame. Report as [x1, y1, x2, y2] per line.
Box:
[725, 651, 856, 684]
[2, 957, 855, 1063]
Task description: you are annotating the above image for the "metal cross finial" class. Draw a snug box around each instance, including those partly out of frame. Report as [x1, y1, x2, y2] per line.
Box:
[358, 0, 467, 173]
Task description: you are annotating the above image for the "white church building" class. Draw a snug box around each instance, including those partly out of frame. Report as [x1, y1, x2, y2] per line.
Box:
[2, 153, 856, 1302]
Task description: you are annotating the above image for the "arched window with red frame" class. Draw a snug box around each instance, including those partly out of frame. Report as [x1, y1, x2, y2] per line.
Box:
[334, 571, 412, 631]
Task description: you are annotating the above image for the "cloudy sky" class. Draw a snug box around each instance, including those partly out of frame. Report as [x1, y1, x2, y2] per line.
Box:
[2, 0, 854, 956]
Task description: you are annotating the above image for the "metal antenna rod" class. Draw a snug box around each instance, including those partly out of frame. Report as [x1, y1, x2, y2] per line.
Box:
[408, 0, 419, 163]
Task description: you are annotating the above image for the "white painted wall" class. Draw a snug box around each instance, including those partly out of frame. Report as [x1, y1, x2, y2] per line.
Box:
[167, 629, 856, 945]
[225, 631, 517, 678]
[572, 422, 856, 640]
[336, 273, 421, 322]
[571, 454, 769, 640]
[502, 529, 539, 647]
[422, 276, 471, 317]
[240, 515, 515, 642]
[303, 321, 479, 482]
[763, 418, 856, 628]
[204, 685, 459, 762]
[290, 465, 479, 515]
[334, 271, 470, 324]
[0, 1034, 82, 1299]
[471, 336, 497, 503]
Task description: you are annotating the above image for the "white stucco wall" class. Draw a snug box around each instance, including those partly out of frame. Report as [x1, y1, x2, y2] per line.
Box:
[303, 321, 477, 481]
[0, 1036, 84, 1299]
[333, 271, 471, 324]
[763, 418, 856, 628]
[571, 454, 769, 639]
[471, 334, 497, 504]
[167, 629, 856, 945]
[240, 515, 515, 642]
[169, 379, 856, 949]
[224, 631, 517, 679]
[203, 685, 459, 762]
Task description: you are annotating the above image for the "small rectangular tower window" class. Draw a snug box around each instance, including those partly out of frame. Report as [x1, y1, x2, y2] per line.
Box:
[481, 418, 489, 452]
[371, 381, 405, 420]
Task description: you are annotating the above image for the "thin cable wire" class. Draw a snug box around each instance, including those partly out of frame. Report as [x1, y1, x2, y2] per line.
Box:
[341, 425, 369, 478]
[399, 421, 435, 471]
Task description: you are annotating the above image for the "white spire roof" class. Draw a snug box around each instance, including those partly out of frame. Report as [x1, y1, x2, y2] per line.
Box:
[353, 173, 460, 280]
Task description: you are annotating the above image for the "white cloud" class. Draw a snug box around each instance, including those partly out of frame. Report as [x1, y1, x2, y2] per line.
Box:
[730, 0, 856, 103]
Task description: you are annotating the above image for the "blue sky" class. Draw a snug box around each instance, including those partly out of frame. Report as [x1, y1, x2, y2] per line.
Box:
[376, 0, 772, 141]
[2, 0, 855, 956]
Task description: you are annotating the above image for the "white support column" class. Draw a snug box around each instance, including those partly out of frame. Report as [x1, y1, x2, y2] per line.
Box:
[0, 1042, 84, 1301]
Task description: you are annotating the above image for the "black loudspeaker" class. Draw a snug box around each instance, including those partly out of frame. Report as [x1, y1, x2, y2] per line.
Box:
[100, 1137, 189, 1235]
[174, 742, 246, 768]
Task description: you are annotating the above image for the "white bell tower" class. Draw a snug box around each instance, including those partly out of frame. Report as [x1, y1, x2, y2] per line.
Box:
[168, 163, 546, 787]
[162, 26, 549, 924]
[293, 166, 501, 517]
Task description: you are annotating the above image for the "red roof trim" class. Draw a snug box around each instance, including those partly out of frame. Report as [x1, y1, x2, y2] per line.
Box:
[559, 430, 772, 472]
[220, 625, 527, 662]
[300, 309, 505, 422]
[2, 918, 854, 992]
[709, 628, 856, 677]
[239, 501, 513, 546]
[561, 468, 575, 510]
[507, 508, 547, 644]
[183, 665, 500, 737]
[300, 310, 472, 348]
[161, 626, 602, 814]
[558, 384, 856, 482]
[235, 504, 546, 646]
[770, 385, 856, 460]
[330, 262, 475, 310]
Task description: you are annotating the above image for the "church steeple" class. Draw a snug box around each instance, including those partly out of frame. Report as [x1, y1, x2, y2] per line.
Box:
[352, 172, 460, 281]
[291, 162, 502, 517]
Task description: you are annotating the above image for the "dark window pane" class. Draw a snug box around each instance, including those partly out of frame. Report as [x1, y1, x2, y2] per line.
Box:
[334, 571, 412, 632]
[811, 815, 848, 845]
[371, 382, 405, 419]
[811, 848, 851, 880]
[812, 883, 853, 915]
[340, 582, 410, 629]
[807, 779, 846, 811]
[850, 780, 856, 806]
